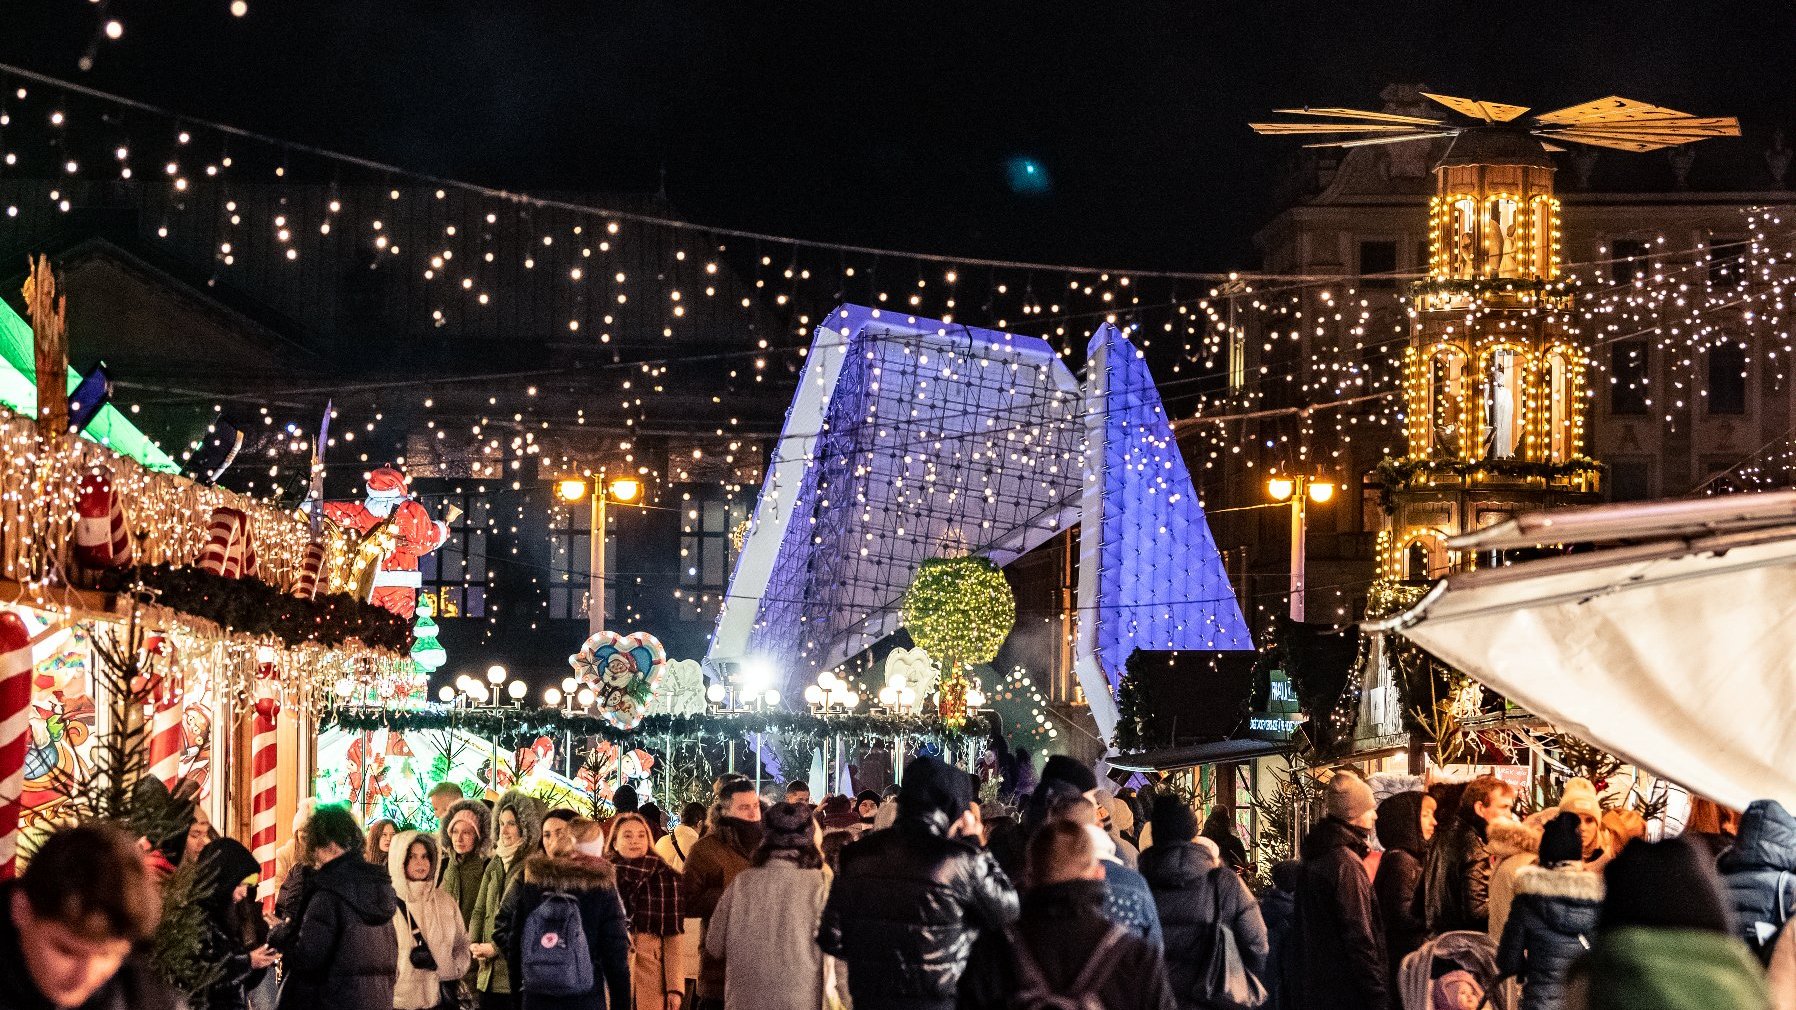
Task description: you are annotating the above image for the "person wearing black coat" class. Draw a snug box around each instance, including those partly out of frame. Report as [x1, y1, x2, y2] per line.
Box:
[1258, 861, 1299, 1010]
[1373, 792, 1428, 991]
[1421, 776, 1513, 935]
[493, 853, 632, 1010]
[1717, 798, 1796, 963]
[194, 838, 276, 1010]
[819, 756, 1020, 1010]
[1292, 774, 1387, 1010]
[274, 807, 400, 1010]
[1496, 813, 1603, 1010]
[1201, 807, 1250, 876]
[1138, 796, 1268, 1008]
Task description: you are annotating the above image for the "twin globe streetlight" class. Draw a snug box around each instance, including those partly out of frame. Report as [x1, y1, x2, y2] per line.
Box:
[555, 474, 644, 637]
[1266, 474, 1335, 622]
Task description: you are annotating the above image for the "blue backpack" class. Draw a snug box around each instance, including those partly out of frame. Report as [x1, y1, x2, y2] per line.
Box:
[521, 891, 594, 996]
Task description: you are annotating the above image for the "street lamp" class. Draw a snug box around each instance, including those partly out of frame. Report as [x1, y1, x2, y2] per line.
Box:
[1266, 474, 1336, 622]
[557, 473, 645, 637]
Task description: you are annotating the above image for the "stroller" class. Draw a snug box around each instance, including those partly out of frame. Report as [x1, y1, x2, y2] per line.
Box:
[1397, 931, 1517, 1010]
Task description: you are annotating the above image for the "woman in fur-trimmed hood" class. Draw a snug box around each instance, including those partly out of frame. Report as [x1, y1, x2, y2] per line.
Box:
[438, 798, 493, 924]
[469, 791, 545, 997]
[1498, 813, 1604, 1010]
[1487, 809, 1547, 943]
[493, 852, 633, 1010]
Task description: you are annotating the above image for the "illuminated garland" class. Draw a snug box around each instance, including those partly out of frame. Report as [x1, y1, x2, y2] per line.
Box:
[98, 564, 411, 651]
[323, 704, 970, 748]
[1372, 456, 1604, 509]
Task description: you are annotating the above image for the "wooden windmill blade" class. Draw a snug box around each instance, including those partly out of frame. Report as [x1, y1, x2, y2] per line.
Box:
[1534, 96, 1716, 125]
[1419, 92, 1531, 123]
[1270, 106, 1449, 126]
[1248, 122, 1440, 135]
[1300, 132, 1459, 149]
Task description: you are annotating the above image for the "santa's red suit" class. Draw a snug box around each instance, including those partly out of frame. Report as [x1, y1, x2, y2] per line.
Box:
[322, 466, 450, 618]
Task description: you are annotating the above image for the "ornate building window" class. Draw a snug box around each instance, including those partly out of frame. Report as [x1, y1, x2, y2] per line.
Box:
[1402, 531, 1448, 582]
[1426, 347, 1469, 458]
[1544, 350, 1575, 461]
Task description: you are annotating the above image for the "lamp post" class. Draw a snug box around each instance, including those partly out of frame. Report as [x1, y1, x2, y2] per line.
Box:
[1266, 475, 1335, 622]
[557, 474, 643, 637]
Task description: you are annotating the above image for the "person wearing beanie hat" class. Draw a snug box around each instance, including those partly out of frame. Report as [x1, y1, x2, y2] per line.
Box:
[1149, 794, 1200, 846]
[1326, 773, 1377, 824]
[1292, 772, 1387, 1010]
[1040, 755, 1099, 798]
[706, 803, 828, 1010]
[1718, 798, 1796, 964]
[1497, 812, 1603, 1010]
[1566, 837, 1767, 1010]
[1557, 777, 1605, 862]
[821, 758, 1019, 1010]
[855, 789, 882, 824]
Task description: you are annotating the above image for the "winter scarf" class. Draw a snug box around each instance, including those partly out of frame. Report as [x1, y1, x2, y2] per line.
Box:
[610, 853, 685, 937]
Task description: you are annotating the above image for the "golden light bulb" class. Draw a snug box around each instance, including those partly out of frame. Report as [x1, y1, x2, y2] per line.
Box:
[555, 477, 587, 502]
[1267, 477, 1295, 502]
[607, 477, 641, 503]
[1307, 481, 1336, 504]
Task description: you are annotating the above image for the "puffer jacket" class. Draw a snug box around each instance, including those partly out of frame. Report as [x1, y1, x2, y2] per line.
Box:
[1423, 811, 1494, 934]
[438, 798, 493, 925]
[1718, 799, 1796, 962]
[1487, 815, 1544, 943]
[493, 854, 632, 1010]
[471, 791, 545, 994]
[1565, 927, 1768, 1010]
[388, 831, 472, 1010]
[1293, 816, 1386, 1010]
[818, 809, 1020, 1010]
[1138, 840, 1268, 1007]
[1497, 864, 1602, 1010]
[279, 850, 400, 1010]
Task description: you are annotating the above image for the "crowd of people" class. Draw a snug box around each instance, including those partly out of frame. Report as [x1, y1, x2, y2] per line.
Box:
[1274, 771, 1796, 1010]
[8, 757, 1796, 1010]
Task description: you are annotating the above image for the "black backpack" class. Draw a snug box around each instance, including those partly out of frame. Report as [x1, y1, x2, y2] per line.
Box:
[1006, 923, 1128, 1010]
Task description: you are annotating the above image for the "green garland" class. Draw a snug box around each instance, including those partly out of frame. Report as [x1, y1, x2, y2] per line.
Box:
[1372, 456, 1603, 508]
[100, 564, 411, 652]
[324, 704, 971, 749]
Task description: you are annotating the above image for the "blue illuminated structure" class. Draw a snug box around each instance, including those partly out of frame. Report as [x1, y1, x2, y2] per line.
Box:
[710, 306, 1249, 743]
[1076, 324, 1253, 734]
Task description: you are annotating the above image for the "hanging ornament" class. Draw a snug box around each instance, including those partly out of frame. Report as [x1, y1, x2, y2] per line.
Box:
[72, 465, 132, 569]
[569, 629, 667, 731]
[899, 556, 1016, 731]
[252, 650, 281, 722]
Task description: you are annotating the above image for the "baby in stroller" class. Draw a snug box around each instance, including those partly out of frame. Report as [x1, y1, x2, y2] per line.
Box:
[1398, 931, 1516, 1010]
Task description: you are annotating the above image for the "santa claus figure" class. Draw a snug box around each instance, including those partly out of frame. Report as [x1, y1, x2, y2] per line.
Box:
[322, 466, 451, 617]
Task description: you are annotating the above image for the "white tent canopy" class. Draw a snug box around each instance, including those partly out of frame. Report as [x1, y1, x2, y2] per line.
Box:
[1372, 489, 1796, 811]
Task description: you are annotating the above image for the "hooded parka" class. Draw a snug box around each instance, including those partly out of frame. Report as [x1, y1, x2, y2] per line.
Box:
[493, 854, 632, 1010]
[1718, 799, 1796, 962]
[1497, 863, 1603, 1010]
[437, 798, 493, 925]
[1293, 816, 1387, 1010]
[279, 849, 401, 1010]
[388, 830, 473, 1010]
[471, 791, 545, 996]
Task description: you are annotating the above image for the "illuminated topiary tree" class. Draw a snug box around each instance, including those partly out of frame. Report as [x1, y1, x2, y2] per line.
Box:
[900, 556, 1016, 729]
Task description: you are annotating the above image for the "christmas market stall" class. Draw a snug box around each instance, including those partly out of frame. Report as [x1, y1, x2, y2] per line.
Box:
[0, 259, 408, 895]
[1374, 488, 1796, 814]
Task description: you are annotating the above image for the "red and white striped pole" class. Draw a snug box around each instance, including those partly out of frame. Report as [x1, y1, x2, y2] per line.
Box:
[143, 635, 182, 787]
[0, 612, 34, 881]
[250, 650, 280, 903]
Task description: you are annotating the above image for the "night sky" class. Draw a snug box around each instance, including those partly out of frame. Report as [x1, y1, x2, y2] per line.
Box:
[2, 2, 1792, 272]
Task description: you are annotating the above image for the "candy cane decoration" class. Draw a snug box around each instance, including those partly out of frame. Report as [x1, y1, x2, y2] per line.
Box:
[73, 467, 132, 569]
[0, 612, 33, 881]
[250, 659, 280, 902]
[198, 507, 257, 579]
[290, 540, 324, 600]
[145, 689, 183, 788]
